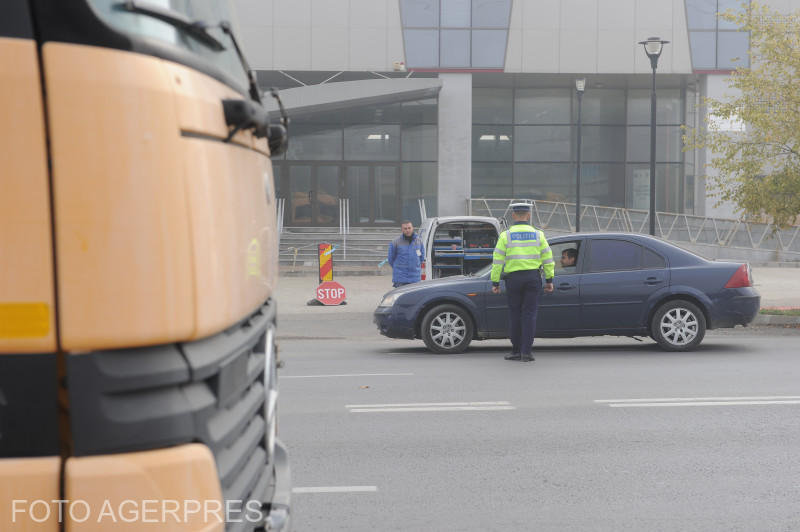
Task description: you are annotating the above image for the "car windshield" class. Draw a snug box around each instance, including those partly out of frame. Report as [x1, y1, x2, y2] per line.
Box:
[87, 0, 250, 92]
[472, 264, 492, 277]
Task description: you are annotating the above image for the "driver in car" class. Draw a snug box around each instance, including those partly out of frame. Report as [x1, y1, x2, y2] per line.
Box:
[561, 248, 578, 268]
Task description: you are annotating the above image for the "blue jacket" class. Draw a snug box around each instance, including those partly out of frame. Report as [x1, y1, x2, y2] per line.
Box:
[388, 233, 425, 284]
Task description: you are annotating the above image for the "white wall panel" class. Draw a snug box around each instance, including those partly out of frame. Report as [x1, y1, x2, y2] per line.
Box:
[350, 0, 387, 28]
[386, 27, 405, 67]
[240, 25, 273, 69]
[274, 0, 311, 27]
[311, 0, 349, 27]
[273, 26, 312, 69]
[521, 0, 560, 30]
[505, 28, 523, 72]
[598, 0, 635, 30]
[312, 27, 349, 70]
[670, 0, 693, 72]
[506, 0, 692, 73]
[560, 0, 599, 30]
[350, 28, 388, 70]
[520, 29, 559, 72]
[635, 0, 673, 31]
[597, 29, 636, 73]
[235, 0, 274, 26]
[559, 29, 598, 73]
[387, 0, 403, 29]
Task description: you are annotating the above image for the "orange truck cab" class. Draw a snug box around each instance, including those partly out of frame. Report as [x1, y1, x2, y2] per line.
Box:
[1, 1, 290, 530]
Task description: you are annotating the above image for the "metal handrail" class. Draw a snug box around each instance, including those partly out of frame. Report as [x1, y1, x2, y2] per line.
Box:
[470, 198, 800, 254]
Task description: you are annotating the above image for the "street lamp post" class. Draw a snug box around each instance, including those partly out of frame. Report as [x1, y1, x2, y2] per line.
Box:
[575, 78, 585, 232]
[638, 36, 669, 236]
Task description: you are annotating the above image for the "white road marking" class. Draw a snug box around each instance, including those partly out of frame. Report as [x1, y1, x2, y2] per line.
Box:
[595, 395, 800, 404]
[350, 406, 516, 413]
[596, 395, 800, 408]
[346, 401, 510, 408]
[281, 372, 414, 379]
[292, 486, 378, 494]
[347, 401, 515, 413]
[609, 400, 800, 408]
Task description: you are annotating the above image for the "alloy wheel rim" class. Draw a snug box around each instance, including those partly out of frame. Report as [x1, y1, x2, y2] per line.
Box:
[660, 307, 699, 346]
[430, 312, 466, 348]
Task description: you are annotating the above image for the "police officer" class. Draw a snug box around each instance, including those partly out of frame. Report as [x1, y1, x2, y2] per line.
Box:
[490, 202, 555, 362]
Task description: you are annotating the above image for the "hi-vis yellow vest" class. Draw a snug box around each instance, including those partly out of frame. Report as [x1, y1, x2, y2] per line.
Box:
[490, 224, 555, 283]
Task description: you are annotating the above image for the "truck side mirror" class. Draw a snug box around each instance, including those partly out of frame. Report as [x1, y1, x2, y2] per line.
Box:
[268, 124, 288, 156]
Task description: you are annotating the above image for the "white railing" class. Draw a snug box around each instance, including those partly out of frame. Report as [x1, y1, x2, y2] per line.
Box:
[276, 198, 285, 244]
[418, 198, 428, 222]
[338, 198, 350, 260]
[470, 198, 800, 254]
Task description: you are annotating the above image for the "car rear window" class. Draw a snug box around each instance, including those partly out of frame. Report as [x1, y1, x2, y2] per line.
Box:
[643, 248, 666, 269]
[588, 239, 641, 272]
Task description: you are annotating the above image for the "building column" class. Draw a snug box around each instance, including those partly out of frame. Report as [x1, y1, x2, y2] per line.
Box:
[437, 73, 472, 216]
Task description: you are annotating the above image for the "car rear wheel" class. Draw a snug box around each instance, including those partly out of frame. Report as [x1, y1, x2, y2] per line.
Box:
[421, 304, 474, 354]
[651, 300, 706, 351]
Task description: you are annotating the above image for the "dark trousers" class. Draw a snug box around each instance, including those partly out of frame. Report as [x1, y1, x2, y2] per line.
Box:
[504, 269, 542, 356]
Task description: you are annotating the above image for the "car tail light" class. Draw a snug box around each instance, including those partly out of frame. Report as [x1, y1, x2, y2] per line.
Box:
[421, 262, 426, 281]
[724, 264, 752, 288]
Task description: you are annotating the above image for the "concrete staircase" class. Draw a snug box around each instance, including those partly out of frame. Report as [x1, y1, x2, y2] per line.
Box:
[279, 226, 397, 275]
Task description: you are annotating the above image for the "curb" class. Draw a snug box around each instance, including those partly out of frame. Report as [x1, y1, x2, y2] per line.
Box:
[752, 314, 800, 326]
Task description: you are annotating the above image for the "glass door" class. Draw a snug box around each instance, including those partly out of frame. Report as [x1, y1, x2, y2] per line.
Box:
[287, 165, 312, 225]
[314, 165, 340, 226]
[374, 166, 398, 224]
[344, 164, 401, 225]
[286, 164, 341, 226]
[346, 166, 372, 225]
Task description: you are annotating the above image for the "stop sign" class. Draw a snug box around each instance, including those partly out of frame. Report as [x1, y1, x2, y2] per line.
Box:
[316, 281, 346, 306]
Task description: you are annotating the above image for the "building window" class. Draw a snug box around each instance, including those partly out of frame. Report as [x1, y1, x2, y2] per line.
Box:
[400, 0, 511, 69]
[685, 0, 750, 70]
[471, 81, 694, 213]
[276, 100, 438, 226]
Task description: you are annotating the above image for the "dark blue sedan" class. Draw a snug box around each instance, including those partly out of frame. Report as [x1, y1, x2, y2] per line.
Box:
[373, 233, 760, 353]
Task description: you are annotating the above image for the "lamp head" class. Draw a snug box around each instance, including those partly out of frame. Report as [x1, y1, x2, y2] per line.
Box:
[638, 37, 670, 69]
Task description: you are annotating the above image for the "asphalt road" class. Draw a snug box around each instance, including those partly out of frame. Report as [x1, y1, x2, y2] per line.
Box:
[276, 314, 800, 532]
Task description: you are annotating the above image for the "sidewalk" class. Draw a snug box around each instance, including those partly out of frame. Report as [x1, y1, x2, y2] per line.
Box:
[275, 267, 800, 317]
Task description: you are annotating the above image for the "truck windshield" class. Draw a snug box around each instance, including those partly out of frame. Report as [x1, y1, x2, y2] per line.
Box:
[88, 0, 250, 93]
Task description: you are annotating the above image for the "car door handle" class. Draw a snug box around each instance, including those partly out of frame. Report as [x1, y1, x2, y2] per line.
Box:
[558, 283, 575, 290]
[645, 277, 663, 285]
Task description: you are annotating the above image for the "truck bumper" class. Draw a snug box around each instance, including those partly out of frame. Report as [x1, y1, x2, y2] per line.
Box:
[266, 439, 292, 531]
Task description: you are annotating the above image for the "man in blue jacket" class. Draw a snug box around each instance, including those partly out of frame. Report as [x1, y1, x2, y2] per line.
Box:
[388, 221, 425, 288]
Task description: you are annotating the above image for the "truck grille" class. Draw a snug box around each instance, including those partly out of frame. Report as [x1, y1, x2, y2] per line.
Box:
[67, 300, 276, 531]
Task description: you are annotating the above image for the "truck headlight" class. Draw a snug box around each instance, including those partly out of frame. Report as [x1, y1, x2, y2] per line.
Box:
[379, 294, 400, 307]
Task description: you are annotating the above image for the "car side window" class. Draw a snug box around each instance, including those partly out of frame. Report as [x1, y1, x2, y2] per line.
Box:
[588, 239, 642, 272]
[551, 241, 581, 274]
[643, 248, 666, 269]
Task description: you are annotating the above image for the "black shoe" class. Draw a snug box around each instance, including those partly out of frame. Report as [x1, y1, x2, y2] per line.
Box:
[520, 355, 535, 362]
[504, 353, 521, 360]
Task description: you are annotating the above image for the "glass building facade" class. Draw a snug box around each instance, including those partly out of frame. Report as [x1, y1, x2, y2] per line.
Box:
[252, 0, 752, 226]
[273, 99, 438, 226]
[686, 0, 750, 70]
[400, 0, 512, 69]
[471, 76, 698, 213]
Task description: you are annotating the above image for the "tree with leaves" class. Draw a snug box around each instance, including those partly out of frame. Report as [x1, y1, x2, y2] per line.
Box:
[684, 1, 800, 228]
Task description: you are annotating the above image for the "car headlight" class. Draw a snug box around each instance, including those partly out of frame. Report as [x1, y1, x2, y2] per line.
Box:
[379, 293, 400, 307]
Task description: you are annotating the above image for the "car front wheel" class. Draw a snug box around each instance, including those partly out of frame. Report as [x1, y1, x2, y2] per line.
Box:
[421, 304, 474, 354]
[651, 300, 706, 351]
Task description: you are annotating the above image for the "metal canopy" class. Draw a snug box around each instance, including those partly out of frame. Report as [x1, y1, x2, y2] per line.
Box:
[263, 78, 443, 119]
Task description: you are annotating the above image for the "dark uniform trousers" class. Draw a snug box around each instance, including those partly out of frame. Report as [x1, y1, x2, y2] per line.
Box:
[504, 269, 543, 356]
